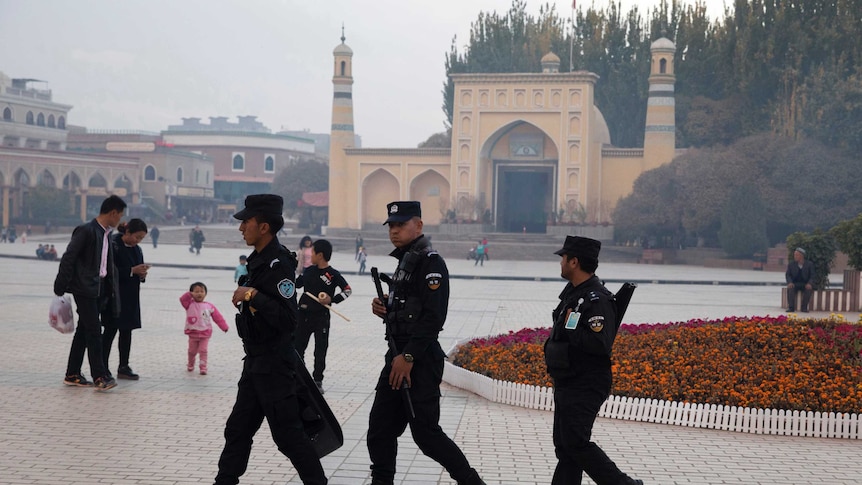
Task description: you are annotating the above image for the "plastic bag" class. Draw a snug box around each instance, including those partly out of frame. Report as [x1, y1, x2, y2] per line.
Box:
[49, 295, 75, 334]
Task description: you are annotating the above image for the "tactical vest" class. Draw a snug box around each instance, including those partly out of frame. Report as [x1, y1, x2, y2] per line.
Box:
[387, 240, 433, 340]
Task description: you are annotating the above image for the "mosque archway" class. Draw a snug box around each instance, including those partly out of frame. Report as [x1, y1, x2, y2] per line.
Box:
[478, 120, 559, 233]
[361, 169, 400, 227]
[409, 169, 449, 226]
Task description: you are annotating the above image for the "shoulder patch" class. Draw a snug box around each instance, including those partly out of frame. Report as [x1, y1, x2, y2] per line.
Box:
[277, 278, 295, 299]
[426, 272, 442, 290]
[588, 315, 605, 332]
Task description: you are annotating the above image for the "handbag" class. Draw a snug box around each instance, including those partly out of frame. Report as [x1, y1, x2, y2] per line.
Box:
[49, 295, 75, 334]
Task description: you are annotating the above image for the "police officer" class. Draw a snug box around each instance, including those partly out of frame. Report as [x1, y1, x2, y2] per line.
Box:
[369, 201, 485, 485]
[214, 194, 327, 485]
[545, 236, 643, 485]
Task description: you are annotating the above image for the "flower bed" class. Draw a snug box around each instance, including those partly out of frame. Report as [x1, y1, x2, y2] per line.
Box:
[450, 315, 862, 414]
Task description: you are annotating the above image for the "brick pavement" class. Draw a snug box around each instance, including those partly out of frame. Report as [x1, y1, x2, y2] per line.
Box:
[1, 240, 861, 485]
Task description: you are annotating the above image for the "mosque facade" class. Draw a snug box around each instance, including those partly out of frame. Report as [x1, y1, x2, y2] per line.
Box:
[327, 36, 678, 233]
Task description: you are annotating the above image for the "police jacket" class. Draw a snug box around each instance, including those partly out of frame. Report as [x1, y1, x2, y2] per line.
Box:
[53, 219, 120, 315]
[235, 237, 299, 371]
[385, 235, 448, 362]
[544, 275, 618, 383]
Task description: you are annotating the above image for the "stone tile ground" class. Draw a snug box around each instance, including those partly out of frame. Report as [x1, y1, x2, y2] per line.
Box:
[1, 236, 861, 484]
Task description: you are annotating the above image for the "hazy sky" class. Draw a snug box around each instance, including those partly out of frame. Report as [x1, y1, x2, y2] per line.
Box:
[0, 0, 728, 148]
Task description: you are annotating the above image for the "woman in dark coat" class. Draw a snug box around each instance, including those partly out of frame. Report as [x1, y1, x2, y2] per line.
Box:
[103, 219, 149, 380]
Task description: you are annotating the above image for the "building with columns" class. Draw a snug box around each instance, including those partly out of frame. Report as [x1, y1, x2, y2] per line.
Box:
[327, 37, 678, 233]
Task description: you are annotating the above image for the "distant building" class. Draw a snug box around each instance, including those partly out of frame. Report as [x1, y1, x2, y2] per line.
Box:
[0, 72, 71, 150]
[327, 36, 679, 232]
[277, 129, 362, 159]
[162, 116, 315, 204]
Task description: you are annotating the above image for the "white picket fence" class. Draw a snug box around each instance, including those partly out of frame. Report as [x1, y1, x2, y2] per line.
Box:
[443, 361, 862, 439]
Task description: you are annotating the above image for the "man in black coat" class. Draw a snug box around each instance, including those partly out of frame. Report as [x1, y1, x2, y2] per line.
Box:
[54, 195, 126, 391]
[214, 194, 327, 485]
[786, 247, 815, 312]
[544, 236, 643, 485]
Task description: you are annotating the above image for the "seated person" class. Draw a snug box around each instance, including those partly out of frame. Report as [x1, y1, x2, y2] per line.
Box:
[47, 245, 58, 260]
[36, 244, 46, 259]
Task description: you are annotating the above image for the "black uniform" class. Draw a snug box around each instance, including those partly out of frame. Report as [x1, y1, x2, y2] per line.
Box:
[544, 275, 639, 485]
[367, 235, 482, 485]
[214, 237, 327, 485]
[295, 265, 351, 382]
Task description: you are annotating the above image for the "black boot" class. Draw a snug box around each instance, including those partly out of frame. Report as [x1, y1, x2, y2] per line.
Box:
[117, 365, 139, 380]
[458, 469, 486, 485]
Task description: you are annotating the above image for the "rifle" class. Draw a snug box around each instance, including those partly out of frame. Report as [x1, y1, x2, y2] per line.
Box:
[370, 267, 416, 420]
[614, 282, 637, 330]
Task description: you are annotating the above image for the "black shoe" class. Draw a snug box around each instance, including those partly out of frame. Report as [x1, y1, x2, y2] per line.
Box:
[786, 308, 795, 312]
[314, 380, 325, 394]
[457, 470, 486, 485]
[94, 376, 117, 391]
[117, 366, 139, 380]
[63, 374, 93, 387]
[633, 480, 644, 485]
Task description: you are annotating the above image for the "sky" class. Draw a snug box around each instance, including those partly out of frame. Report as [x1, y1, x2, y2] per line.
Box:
[0, 0, 728, 148]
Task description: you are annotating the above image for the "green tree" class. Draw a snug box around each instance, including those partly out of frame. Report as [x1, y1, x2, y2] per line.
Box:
[717, 184, 768, 258]
[270, 158, 328, 215]
[830, 214, 862, 270]
[25, 186, 71, 221]
[786, 229, 836, 290]
[418, 129, 452, 148]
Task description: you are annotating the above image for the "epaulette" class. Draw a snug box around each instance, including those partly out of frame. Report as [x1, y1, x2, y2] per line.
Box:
[427, 250, 439, 258]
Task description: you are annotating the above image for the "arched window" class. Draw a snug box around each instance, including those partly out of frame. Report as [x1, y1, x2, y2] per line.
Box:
[48, 114, 55, 127]
[660, 58, 667, 74]
[58, 116, 66, 129]
[340, 61, 346, 76]
[37, 113, 45, 126]
[195, 169, 200, 183]
[144, 165, 156, 181]
[176, 167, 184, 183]
[2, 107, 11, 121]
[26, 111, 34, 125]
[264, 155, 275, 173]
[232, 153, 245, 171]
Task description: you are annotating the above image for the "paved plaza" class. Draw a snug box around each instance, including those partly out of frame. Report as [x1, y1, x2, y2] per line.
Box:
[1, 233, 861, 484]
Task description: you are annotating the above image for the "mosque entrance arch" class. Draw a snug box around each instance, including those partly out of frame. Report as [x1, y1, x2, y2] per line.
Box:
[361, 169, 400, 227]
[479, 121, 558, 233]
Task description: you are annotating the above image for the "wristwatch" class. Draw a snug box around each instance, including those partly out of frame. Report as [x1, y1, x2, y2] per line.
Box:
[402, 353, 414, 363]
[244, 289, 254, 302]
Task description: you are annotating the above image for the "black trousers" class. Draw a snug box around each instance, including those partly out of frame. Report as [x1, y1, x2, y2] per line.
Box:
[295, 310, 330, 382]
[102, 325, 133, 369]
[787, 284, 813, 311]
[214, 366, 327, 485]
[552, 372, 636, 485]
[367, 354, 476, 484]
[66, 293, 109, 380]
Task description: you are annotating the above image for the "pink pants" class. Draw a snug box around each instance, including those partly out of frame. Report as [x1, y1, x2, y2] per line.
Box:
[187, 336, 210, 372]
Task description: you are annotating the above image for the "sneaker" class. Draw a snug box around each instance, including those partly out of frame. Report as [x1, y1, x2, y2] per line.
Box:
[63, 374, 93, 387]
[187, 365, 194, 372]
[199, 370, 207, 375]
[94, 376, 117, 391]
[117, 366, 139, 380]
[314, 380, 325, 394]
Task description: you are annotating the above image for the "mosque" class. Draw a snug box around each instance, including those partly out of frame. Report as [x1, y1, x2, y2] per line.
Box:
[327, 34, 678, 233]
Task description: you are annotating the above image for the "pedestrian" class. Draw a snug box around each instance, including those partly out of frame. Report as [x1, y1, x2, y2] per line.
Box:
[53, 194, 126, 391]
[213, 194, 327, 485]
[785, 247, 815, 312]
[45, 220, 51, 234]
[368, 200, 485, 485]
[474, 240, 485, 266]
[189, 225, 205, 255]
[1, 226, 6, 243]
[356, 246, 367, 275]
[544, 236, 643, 485]
[233, 254, 248, 283]
[297, 235, 314, 275]
[180, 281, 228, 375]
[295, 239, 352, 394]
[103, 219, 149, 380]
[150, 225, 160, 248]
[355, 232, 364, 257]
[481, 237, 489, 261]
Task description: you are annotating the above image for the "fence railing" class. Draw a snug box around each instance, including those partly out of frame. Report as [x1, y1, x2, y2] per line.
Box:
[443, 362, 861, 439]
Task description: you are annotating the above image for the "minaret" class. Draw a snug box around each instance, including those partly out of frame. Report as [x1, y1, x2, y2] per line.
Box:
[643, 37, 676, 171]
[328, 26, 355, 228]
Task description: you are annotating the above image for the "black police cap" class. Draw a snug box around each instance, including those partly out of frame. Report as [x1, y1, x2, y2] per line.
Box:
[383, 201, 421, 224]
[554, 235, 601, 260]
[233, 194, 284, 220]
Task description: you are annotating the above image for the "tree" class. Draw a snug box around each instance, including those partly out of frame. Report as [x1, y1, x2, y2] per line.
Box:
[418, 129, 452, 148]
[717, 184, 768, 258]
[25, 186, 71, 221]
[270, 158, 328, 215]
[830, 214, 862, 271]
[786, 229, 836, 290]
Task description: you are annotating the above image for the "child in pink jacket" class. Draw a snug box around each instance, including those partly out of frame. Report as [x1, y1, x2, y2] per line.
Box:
[180, 282, 229, 375]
